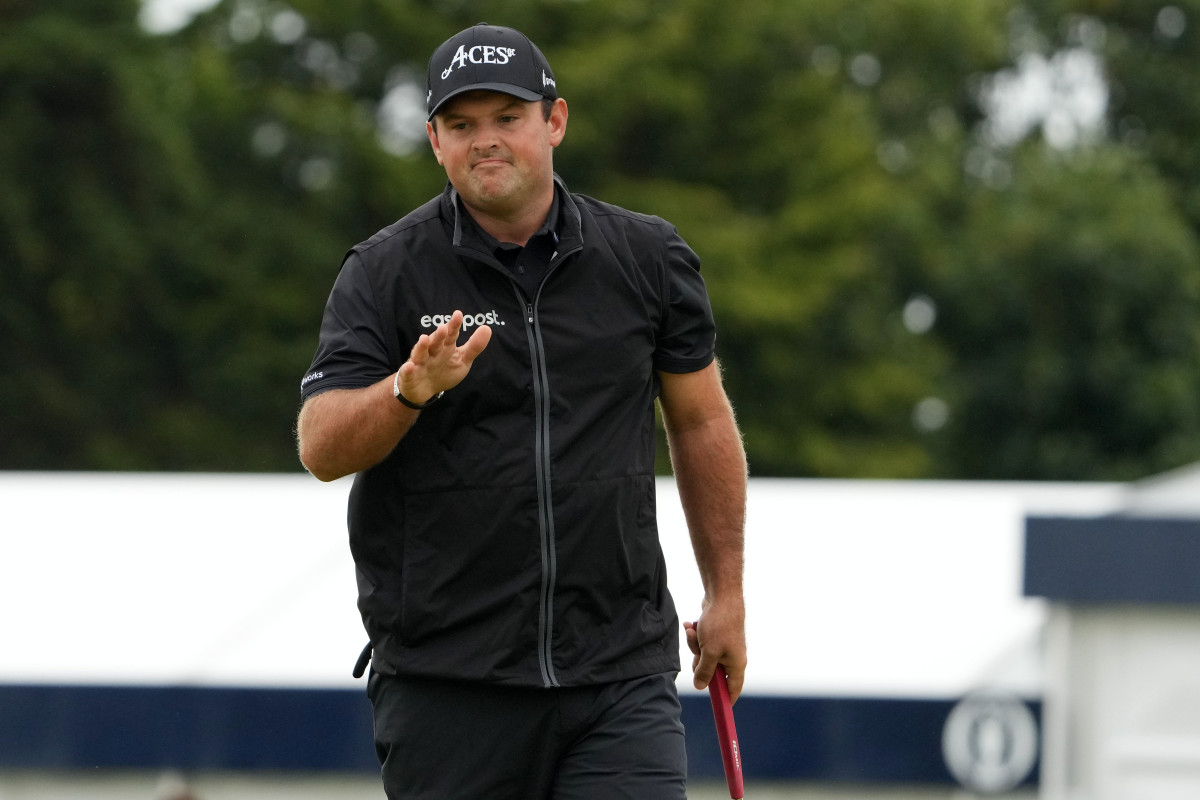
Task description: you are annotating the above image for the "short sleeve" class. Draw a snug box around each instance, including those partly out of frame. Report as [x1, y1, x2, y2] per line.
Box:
[653, 227, 716, 374]
[300, 252, 397, 401]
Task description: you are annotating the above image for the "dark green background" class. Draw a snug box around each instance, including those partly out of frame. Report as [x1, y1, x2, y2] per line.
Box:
[4, 0, 1200, 480]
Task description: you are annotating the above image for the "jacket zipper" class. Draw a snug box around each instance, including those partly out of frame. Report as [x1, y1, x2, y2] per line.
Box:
[455, 223, 580, 688]
[520, 291, 560, 688]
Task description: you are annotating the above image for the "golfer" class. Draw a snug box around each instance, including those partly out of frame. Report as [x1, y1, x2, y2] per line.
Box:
[297, 22, 747, 799]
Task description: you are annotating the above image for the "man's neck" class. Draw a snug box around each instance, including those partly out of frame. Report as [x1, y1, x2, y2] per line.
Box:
[461, 185, 555, 247]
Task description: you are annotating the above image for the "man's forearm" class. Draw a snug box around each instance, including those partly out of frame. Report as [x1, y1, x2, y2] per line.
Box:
[297, 377, 418, 481]
[298, 311, 492, 481]
[666, 396, 749, 698]
[667, 412, 747, 601]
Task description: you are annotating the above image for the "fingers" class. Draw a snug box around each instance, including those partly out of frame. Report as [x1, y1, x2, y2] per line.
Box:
[683, 621, 700, 657]
[686, 614, 747, 702]
[693, 649, 719, 693]
[426, 311, 489, 355]
[424, 310, 464, 355]
[685, 619, 718, 691]
[432, 311, 489, 366]
[400, 311, 491, 401]
[409, 311, 461, 362]
[725, 663, 745, 704]
[461, 323, 492, 363]
[696, 652, 746, 703]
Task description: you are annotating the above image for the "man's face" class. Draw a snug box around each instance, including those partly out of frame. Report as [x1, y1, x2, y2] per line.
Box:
[427, 92, 567, 222]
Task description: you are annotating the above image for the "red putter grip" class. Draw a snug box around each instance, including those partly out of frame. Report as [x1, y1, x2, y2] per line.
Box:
[708, 665, 744, 799]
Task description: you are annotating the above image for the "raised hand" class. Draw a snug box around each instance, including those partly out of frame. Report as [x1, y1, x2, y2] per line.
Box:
[396, 310, 492, 405]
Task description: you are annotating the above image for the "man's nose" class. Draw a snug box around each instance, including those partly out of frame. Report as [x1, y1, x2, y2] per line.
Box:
[471, 123, 500, 150]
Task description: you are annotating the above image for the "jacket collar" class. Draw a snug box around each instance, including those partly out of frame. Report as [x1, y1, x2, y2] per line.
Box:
[441, 174, 583, 267]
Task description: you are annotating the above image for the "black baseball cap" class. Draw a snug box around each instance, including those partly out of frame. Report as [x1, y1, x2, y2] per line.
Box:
[426, 23, 558, 120]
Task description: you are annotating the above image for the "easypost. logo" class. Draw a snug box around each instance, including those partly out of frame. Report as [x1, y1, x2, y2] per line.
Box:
[420, 310, 504, 329]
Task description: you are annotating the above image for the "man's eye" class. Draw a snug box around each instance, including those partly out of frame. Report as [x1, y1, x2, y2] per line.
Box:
[499, 115, 518, 124]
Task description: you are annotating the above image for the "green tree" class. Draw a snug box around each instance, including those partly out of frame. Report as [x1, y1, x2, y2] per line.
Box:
[551, 0, 1013, 476]
[919, 1, 1200, 479]
[0, 0, 446, 469]
[0, 2, 214, 468]
[930, 145, 1200, 479]
[1020, 0, 1200, 233]
[5, 0, 1200, 480]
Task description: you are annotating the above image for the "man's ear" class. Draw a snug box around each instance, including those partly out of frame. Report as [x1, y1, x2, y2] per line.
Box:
[548, 98, 568, 148]
[426, 120, 444, 165]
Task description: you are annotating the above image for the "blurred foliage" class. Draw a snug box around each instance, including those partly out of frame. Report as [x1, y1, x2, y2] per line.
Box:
[2, 0, 1200, 480]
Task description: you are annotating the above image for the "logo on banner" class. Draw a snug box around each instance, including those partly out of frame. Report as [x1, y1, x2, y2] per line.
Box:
[942, 691, 1039, 793]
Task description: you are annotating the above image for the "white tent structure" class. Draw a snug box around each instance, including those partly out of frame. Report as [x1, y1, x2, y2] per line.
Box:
[1125, 461, 1200, 517]
[8, 466, 1200, 800]
[0, 472, 1125, 695]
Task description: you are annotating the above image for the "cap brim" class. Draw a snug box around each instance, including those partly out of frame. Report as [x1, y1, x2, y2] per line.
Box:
[428, 83, 545, 120]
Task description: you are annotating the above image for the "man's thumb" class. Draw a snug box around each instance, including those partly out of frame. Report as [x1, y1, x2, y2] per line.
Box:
[462, 325, 492, 362]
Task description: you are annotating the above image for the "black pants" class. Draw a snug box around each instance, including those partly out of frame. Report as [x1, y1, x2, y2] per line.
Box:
[367, 671, 688, 800]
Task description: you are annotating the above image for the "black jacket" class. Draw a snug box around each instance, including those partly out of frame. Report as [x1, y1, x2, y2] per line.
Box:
[302, 177, 715, 687]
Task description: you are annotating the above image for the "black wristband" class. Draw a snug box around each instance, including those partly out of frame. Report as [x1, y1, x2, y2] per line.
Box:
[393, 371, 444, 410]
[396, 390, 444, 410]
